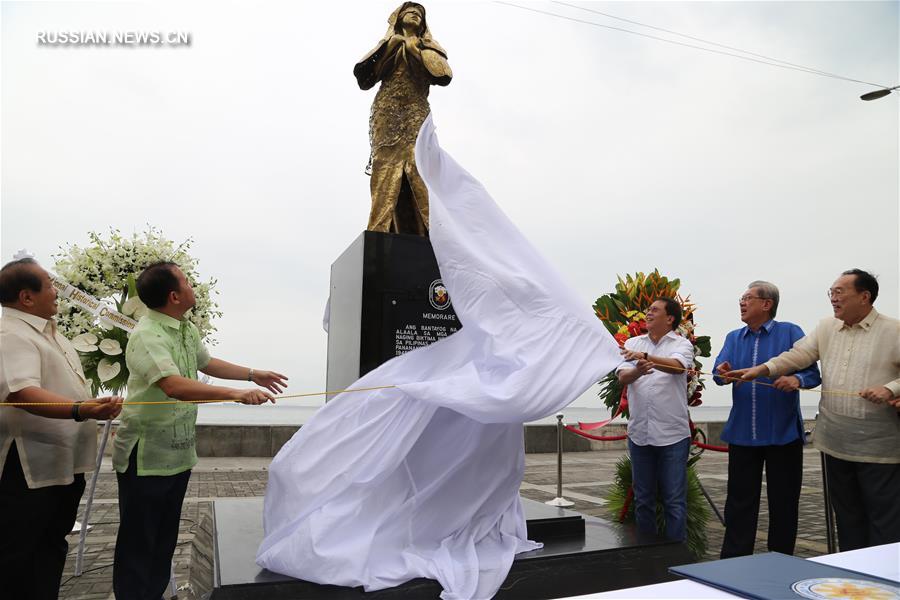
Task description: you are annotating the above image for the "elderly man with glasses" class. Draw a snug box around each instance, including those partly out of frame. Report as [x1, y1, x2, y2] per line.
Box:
[726, 269, 900, 552]
[713, 281, 820, 559]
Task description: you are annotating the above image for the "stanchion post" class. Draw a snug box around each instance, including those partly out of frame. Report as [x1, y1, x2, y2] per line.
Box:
[697, 479, 725, 526]
[545, 414, 574, 508]
[75, 420, 112, 576]
[165, 564, 178, 599]
[820, 451, 837, 553]
[809, 421, 837, 554]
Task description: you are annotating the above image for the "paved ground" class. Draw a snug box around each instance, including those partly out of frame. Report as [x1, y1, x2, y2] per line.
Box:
[59, 447, 831, 599]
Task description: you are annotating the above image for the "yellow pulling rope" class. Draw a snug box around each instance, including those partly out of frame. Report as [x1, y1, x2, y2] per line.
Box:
[0, 363, 882, 408]
[0, 385, 398, 407]
[648, 361, 866, 399]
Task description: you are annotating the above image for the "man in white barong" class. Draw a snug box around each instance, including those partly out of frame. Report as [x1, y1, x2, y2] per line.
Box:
[0, 258, 123, 600]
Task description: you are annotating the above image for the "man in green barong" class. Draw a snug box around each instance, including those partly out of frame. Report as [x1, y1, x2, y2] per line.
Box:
[112, 261, 287, 600]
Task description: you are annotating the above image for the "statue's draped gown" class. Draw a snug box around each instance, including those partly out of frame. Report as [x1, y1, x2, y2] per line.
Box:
[354, 13, 451, 235]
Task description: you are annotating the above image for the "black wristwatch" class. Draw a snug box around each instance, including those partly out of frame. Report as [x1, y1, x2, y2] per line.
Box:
[73, 402, 85, 422]
[643, 352, 649, 361]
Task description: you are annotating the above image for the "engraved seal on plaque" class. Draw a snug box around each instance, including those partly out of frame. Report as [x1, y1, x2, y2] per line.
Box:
[428, 279, 451, 311]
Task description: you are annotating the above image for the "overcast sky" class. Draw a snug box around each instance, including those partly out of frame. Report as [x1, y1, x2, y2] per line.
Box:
[2, 1, 898, 417]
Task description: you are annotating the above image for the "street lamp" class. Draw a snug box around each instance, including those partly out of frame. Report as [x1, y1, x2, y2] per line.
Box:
[860, 85, 900, 101]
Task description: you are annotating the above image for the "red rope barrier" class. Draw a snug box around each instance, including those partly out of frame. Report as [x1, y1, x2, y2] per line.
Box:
[564, 425, 627, 441]
[576, 403, 624, 431]
[566, 424, 727, 451]
[692, 441, 729, 452]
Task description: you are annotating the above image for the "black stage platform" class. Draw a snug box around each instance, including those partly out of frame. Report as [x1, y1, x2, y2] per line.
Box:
[210, 497, 692, 599]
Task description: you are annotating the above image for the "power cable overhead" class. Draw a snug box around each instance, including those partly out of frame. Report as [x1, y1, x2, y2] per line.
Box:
[494, 1, 889, 89]
[554, 1, 857, 80]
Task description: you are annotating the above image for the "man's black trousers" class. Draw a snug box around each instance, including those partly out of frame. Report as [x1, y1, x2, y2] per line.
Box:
[113, 448, 190, 600]
[0, 443, 85, 600]
[720, 440, 803, 558]
[824, 453, 900, 551]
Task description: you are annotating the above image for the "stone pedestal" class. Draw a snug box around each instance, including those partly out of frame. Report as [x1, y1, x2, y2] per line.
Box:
[208, 497, 691, 599]
[326, 231, 461, 398]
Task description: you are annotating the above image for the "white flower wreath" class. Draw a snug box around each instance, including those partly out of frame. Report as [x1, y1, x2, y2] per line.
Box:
[53, 226, 221, 395]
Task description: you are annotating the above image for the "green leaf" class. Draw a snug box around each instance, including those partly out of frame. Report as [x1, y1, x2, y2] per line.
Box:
[605, 455, 710, 559]
[694, 335, 712, 357]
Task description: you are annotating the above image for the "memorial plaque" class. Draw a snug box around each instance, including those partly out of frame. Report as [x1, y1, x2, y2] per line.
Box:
[326, 231, 461, 398]
[384, 295, 460, 358]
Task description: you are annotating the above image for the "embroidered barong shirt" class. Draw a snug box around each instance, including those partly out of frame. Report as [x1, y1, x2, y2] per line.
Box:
[714, 320, 821, 446]
[112, 310, 210, 476]
[763, 309, 900, 464]
[0, 307, 95, 488]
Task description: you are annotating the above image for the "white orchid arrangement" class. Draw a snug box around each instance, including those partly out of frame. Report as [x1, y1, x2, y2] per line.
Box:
[54, 227, 221, 395]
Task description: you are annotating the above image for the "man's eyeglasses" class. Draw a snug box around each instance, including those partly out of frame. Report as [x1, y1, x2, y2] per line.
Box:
[827, 288, 850, 300]
[739, 295, 765, 303]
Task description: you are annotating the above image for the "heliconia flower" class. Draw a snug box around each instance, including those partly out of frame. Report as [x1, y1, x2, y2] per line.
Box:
[98, 338, 123, 356]
[72, 333, 99, 353]
[627, 320, 645, 337]
[97, 358, 121, 382]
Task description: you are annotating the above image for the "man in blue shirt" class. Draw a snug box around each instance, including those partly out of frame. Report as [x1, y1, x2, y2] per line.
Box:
[713, 281, 820, 558]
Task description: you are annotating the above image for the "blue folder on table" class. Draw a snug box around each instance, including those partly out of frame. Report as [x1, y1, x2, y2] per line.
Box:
[670, 552, 900, 600]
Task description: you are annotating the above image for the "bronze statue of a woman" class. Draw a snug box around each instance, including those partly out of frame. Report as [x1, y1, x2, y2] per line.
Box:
[354, 3, 452, 236]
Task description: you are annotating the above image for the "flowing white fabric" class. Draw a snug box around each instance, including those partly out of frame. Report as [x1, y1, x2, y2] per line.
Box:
[256, 115, 623, 599]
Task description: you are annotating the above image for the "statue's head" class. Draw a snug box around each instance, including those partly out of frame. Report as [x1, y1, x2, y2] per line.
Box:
[392, 2, 427, 37]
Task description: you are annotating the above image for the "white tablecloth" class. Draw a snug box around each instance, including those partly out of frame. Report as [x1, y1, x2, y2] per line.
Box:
[563, 543, 900, 599]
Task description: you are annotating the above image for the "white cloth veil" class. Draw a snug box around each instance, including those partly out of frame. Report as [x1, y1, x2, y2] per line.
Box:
[256, 115, 623, 600]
